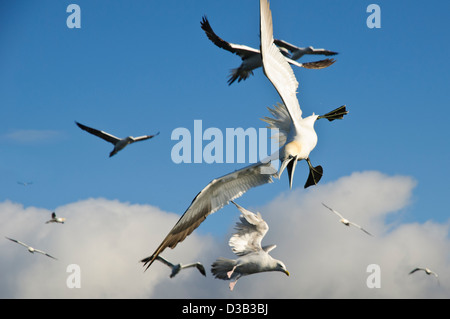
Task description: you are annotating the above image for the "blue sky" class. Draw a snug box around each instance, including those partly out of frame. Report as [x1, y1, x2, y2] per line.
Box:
[1, 0, 450, 298]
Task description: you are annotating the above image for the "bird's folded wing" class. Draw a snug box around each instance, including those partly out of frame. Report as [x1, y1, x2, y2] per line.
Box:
[260, 0, 302, 125]
[141, 161, 277, 270]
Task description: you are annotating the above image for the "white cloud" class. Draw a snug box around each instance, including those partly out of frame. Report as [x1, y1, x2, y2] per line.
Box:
[0, 171, 449, 298]
[1, 129, 63, 144]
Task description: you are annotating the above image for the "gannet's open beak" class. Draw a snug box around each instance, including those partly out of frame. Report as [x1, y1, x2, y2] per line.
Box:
[317, 105, 348, 121]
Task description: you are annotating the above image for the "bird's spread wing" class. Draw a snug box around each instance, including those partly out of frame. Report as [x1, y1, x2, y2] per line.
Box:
[307, 48, 338, 56]
[75, 122, 121, 145]
[260, 0, 302, 125]
[133, 132, 160, 142]
[322, 203, 344, 219]
[348, 222, 373, 236]
[274, 39, 338, 57]
[273, 39, 300, 53]
[140, 161, 277, 270]
[201, 16, 260, 59]
[262, 244, 277, 253]
[182, 263, 207, 277]
[195, 263, 207, 276]
[229, 201, 269, 256]
[5, 237, 29, 248]
[409, 268, 423, 275]
[34, 249, 58, 260]
[155, 255, 175, 268]
[287, 57, 336, 69]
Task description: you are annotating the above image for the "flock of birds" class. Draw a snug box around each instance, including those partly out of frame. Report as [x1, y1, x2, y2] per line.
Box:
[6, 0, 439, 293]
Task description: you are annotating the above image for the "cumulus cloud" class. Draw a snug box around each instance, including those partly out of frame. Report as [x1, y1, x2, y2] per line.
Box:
[0, 171, 449, 298]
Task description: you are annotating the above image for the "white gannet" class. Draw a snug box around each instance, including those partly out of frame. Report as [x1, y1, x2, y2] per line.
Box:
[200, 15, 336, 85]
[5, 237, 57, 260]
[140, 161, 277, 270]
[155, 255, 206, 278]
[75, 121, 159, 157]
[211, 201, 289, 291]
[45, 212, 66, 224]
[321, 203, 373, 236]
[259, 0, 348, 189]
[274, 39, 338, 60]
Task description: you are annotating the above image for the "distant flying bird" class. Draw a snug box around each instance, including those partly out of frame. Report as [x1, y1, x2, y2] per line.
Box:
[322, 203, 373, 236]
[259, 0, 348, 189]
[409, 267, 439, 278]
[5, 237, 57, 260]
[200, 15, 336, 85]
[75, 121, 159, 157]
[274, 39, 338, 60]
[45, 212, 66, 224]
[211, 201, 289, 291]
[17, 181, 33, 186]
[140, 161, 278, 271]
[155, 255, 206, 278]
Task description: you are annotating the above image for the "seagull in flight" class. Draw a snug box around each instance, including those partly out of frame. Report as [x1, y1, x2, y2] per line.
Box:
[45, 212, 66, 224]
[200, 15, 336, 85]
[155, 255, 206, 278]
[17, 181, 33, 186]
[75, 121, 159, 157]
[259, 0, 348, 189]
[5, 237, 57, 260]
[211, 201, 289, 291]
[409, 267, 439, 278]
[274, 39, 338, 60]
[140, 161, 278, 271]
[322, 203, 373, 236]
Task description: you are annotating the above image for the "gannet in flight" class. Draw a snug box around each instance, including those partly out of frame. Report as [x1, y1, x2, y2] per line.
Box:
[75, 121, 159, 157]
[45, 212, 66, 224]
[274, 39, 338, 60]
[211, 201, 289, 291]
[322, 203, 373, 236]
[200, 15, 336, 85]
[5, 237, 57, 260]
[140, 161, 277, 270]
[259, 0, 348, 189]
[155, 255, 206, 278]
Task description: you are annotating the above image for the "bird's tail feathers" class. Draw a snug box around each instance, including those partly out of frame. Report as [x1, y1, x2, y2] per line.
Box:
[228, 68, 253, 85]
[211, 257, 236, 280]
[261, 103, 291, 146]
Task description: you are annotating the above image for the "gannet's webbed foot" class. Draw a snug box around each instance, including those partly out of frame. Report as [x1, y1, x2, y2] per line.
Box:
[229, 280, 238, 291]
[318, 105, 348, 121]
[304, 158, 323, 188]
[227, 266, 236, 279]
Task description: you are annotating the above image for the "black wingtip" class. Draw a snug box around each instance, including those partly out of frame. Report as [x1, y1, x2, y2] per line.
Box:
[302, 58, 336, 69]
